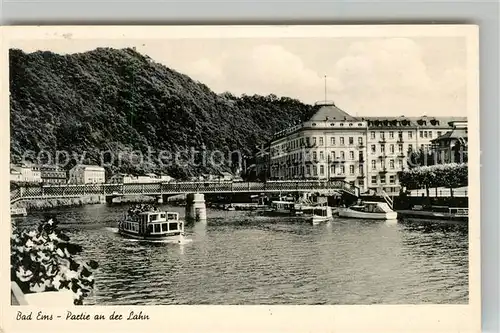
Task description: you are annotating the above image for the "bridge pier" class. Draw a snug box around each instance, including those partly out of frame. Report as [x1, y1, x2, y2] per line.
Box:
[185, 193, 206, 222]
[156, 195, 164, 204]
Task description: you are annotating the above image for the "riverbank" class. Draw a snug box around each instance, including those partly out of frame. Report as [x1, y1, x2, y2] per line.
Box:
[12, 195, 156, 212]
[12, 196, 105, 211]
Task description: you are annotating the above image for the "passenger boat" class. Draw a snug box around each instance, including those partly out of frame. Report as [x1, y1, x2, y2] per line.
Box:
[310, 205, 333, 225]
[118, 205, 185, 242]
[338, 201, 398, 220]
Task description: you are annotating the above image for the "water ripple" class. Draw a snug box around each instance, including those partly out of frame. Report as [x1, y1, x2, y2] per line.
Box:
[19, 205, 469, 305]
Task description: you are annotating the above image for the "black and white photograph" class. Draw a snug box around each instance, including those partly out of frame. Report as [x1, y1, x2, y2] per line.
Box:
[3, 25, 480, 333]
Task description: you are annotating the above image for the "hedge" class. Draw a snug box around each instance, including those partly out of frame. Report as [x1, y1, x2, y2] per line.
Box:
[399, 163, 468, 190]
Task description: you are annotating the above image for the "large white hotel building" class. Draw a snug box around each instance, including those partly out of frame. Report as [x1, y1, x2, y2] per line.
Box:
[264, 102, 466, 194]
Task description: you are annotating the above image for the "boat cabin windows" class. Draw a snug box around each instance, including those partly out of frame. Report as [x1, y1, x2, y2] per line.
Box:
[162, 223, 168, 232]
[160, 213, 166, 219]
[150, 214, 159, 221]
[154, 224, 161, 233]
[167, 213, 178, 220]
[169, 223, 178, 231]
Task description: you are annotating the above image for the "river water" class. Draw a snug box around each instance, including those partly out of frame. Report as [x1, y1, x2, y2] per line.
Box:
[16, 204, 468, 305]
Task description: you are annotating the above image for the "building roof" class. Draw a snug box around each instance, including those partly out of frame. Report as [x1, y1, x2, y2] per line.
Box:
[72, 164, 105, 171]
[363, 116, 467, 128]
[431, 128, 468, 142]
[308, 102, 358, 122]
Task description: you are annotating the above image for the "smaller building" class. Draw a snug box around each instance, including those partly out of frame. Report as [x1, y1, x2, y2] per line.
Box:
[40, 165, 67, 184]
[10, 163, 42, 183]
[10, 168, 22, 182]
[431, 121, 468, 164]
[69, 165, 106, 184]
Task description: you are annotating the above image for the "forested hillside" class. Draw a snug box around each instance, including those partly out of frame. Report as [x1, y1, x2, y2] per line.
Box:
[10, 48, 314, 179]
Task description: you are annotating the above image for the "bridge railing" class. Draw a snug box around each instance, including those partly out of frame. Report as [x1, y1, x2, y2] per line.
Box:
[11, 180, 360, 201]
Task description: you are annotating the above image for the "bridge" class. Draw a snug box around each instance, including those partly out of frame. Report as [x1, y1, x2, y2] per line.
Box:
[10, 180, 359, 204]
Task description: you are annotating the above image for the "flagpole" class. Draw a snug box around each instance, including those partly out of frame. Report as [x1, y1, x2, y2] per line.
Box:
[324, 75, 327, 103]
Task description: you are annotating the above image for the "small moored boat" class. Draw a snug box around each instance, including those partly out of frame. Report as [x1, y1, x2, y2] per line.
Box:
[11, 207, 27, 217]
[310, 205, 333, 225]
[118, 205, 186, 242]
[338, 201, 398, 220]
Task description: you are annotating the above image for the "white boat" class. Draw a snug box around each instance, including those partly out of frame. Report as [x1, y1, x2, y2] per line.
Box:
[310, 205, 333, 225]
[11, 207, 27, 217]
[118, 205, 185, 242]
[338, 201, 398, 220]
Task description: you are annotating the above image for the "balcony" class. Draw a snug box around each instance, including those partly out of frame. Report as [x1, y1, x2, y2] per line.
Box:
[358, 143, 366, 148]
[378, 154, 387, 159]
[356, 174, 365, 178]
[397, 153, 406, 158]
[332, 158, 346, 164]
[379, 139, 387, 143]
[397, 137, 404, 143]
[379, 168, 388, 173]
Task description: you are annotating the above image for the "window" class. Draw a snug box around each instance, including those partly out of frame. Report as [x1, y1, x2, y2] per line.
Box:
[424, 131, 428, 138]
[320, 165, 324, 175]
[306, 165, 310, 175]
[349, 151, 355, 160]
[389, 131, 394, 139]
[371, 160, 376, 170]
[358, 137, 363, 145]
[331, 137, 335, 145]
[371, 176, 377, 184]
[398, 144, 403, 153]
[349, 137, 354, 145]
[359, 165, 364, 174]
[331, 151, 336, 160]
[381, 160, 386, 169]
[162, 223, 168, 232]
[358, 179, 364, 186]
[331, 165, 336, 174]
[169, 223, 178, 231]
[313, 137, 317, 145]
[359, 151, 364, 161]
[340, 165, 345, 174]
[381, 144, 385, 153]
[313, 167, 318, 176]
[370, 132, 376, 139]
[380, 132, 385, 139]
[319, 137, 324, 146]
[313, 151, 317, 160]
[349, 165, 355, 175]
[371, 145, 376, 154]
[320, 151, 324, 160]
[389, 144, 395, 154]
[390, 160, 395, 169]
[389, 175, 396, 184]
[429, 131, 433, 138]
[419, 131, 423, 138]
[340, 151, 345, 160]
[154, 224, 161, 233]
[398, 160, 404, 169]
[340, 137, 345, 145]
[437, 131, 442, 137]
[380, 175, 386, 184]
[408, 131, 413, 139]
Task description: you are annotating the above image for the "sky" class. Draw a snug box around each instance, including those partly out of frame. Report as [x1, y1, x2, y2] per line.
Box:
[11, 36, 468, 117]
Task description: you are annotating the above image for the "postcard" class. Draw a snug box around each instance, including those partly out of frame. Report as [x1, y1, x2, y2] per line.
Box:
[0, 25, 480, 333]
